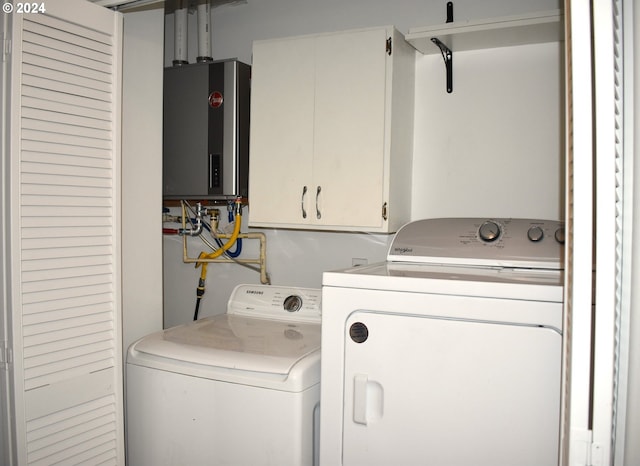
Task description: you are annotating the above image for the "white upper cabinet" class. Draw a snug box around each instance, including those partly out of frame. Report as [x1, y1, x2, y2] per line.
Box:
[249, 26, 415, 233]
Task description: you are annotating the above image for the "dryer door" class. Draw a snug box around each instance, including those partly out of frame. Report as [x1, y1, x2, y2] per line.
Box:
[342, 310, 561, 466]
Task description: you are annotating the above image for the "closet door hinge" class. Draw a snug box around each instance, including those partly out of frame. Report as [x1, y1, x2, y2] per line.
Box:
[386, 37, 392, 56]
[0, 341, 11, 371]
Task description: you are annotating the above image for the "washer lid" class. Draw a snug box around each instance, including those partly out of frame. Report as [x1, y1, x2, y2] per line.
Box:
[131, 314, 321, 375]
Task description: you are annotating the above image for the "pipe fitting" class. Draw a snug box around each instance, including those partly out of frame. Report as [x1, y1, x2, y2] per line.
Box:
[179, 201, 204, 236]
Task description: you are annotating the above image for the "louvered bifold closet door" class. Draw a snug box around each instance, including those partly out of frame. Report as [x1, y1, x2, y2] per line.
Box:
[6, 1, 124, 464]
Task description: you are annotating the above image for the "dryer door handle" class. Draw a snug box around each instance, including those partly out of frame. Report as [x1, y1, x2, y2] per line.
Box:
[353, 374, 384, 425]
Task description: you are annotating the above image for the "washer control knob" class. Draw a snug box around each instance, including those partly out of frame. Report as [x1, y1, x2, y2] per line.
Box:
[283, 295, 302, 312]
[478, 220, 501, 242]
[527, 226, 544, 242]
[554, 227, 566, 244]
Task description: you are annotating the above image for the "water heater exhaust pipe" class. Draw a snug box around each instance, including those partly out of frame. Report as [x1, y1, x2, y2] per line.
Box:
[173, 0, 188, 66]
[196, 1, 213, 63]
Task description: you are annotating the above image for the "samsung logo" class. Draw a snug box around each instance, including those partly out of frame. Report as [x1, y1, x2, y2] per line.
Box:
[394, 247, 413, 254]
[246, 290, 264, 295]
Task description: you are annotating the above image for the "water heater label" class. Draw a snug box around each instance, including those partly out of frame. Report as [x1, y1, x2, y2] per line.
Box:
[208, 91, 224, 108]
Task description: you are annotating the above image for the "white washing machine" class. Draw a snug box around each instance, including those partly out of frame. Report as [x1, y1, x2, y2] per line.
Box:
[320, 218, 565, 466]
[126, 284, 322, 466]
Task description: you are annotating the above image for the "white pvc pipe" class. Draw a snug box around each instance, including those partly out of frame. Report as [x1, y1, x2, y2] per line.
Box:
[173, 5, 188, 65]
[196, 1, 213, 62]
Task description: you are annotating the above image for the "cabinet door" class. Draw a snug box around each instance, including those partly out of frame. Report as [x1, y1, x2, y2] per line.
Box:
[249, 37, 315, 225]
[313, 29, 388, 228]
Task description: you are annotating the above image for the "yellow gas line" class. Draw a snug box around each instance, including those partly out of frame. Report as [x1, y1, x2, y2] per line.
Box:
[180, 202, 270, 284]
[182, 232, 269, 284]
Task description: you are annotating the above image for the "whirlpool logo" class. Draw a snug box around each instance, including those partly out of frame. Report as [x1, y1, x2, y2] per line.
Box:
[393, 247, 413, 254]
[245, 290, 264, 295]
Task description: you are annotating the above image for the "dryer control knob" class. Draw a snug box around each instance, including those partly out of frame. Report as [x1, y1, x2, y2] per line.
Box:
[527, 226, 544, 242]
[478, 220, 501, 242]
[554, 227, 566, 244]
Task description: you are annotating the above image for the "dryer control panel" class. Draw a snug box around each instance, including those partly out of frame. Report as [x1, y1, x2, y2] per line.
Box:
[388, 218, 565, 269]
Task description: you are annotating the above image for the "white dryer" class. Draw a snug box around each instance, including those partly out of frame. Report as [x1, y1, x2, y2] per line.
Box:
[320, 218, 565, 466]
[126, 284, 322, 466]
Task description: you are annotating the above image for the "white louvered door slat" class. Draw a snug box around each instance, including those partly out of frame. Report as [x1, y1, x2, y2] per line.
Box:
[22, 22, 112, 55]
[21, 150, 113, 168]
[3, 0, 124, 464]
[21, 43, 113, 76]
[23, 110, 111, 136]
[22, 62, 112, 92]
[22, 72, 112, 98]
[22, 87, 113, 114]
[22, 108, 113, 130]
[20, 53, 112, 83]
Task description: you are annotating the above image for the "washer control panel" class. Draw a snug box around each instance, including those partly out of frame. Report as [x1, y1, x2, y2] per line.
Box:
[227, 284, 322, 322]
[389, 218, 565, 269]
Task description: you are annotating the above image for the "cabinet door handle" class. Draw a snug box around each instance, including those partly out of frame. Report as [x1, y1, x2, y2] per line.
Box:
[301, 186, 308, 219]
[316, 186, 322, 219]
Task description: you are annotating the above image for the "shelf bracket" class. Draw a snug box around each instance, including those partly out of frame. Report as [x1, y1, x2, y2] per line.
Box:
[431, 1, 454, 93]
[431, 38, 452, 93]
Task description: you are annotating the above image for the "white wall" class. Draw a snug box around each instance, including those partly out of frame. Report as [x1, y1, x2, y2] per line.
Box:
[122, 9, 165, 350]
[162, 0, 564, 326]
[413, 41, 564, 219]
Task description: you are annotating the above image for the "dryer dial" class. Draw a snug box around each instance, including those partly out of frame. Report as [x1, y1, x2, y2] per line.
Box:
[478, 220, 501, 242]
[527, 226, 544, 242]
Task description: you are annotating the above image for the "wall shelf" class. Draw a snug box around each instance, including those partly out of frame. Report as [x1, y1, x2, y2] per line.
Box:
[406, 9, 564, 55]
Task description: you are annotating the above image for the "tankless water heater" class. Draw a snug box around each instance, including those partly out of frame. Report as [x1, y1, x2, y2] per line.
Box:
[163, 59, 250, 200]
